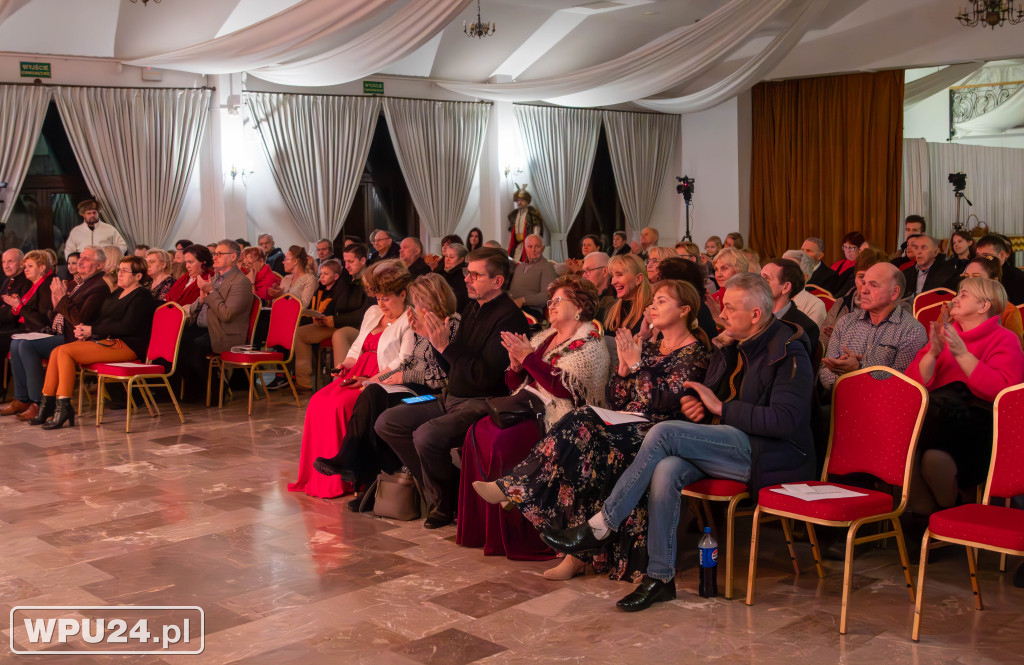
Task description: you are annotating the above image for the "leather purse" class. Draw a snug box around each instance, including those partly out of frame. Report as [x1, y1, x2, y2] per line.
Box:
[485, 389, 546, 430]
[361, 470, 426, 521]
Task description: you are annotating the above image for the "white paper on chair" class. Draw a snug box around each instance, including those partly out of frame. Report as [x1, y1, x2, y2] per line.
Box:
[368, 382, 415, 395]
[230, 345, 260, 354]
[770, 483, 868, 501]
[589, 406, 649, 426]
[11, 332, 53, 340]
[105, 362, 152, 368]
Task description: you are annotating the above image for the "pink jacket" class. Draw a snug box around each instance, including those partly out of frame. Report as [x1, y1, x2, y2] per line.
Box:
[905, 315, 1024, 402]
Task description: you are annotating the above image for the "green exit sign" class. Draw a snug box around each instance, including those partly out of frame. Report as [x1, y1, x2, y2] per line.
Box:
[363, 80, 384, 95]
[20, 61, 50, 78]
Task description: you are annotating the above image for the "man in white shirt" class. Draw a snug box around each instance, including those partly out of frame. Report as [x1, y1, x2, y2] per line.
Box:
[64, 200, 127, 258]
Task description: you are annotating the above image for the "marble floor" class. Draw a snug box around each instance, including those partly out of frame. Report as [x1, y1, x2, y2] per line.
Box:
[0, 392, 1021, 664]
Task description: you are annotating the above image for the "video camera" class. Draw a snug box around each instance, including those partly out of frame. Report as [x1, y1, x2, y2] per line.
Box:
[675, 175, 695, 202]
[948, 172, 967, 193]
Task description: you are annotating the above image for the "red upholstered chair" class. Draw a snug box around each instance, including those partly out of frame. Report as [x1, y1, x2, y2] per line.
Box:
[915, 302, 945, 328]
[815, 294, 836, 313]
[84, 302, 187, 433]
[912, 384, 1024, 641]
[913, 288, 955, 318]
[217, 294, 301, 414]
[807, 285, 833, 298]
[746, 366, 928, 634]
[205, 294, 262, 406]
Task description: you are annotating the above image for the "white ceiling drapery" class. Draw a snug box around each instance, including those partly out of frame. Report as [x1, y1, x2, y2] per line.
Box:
[903, 62, 982, 108]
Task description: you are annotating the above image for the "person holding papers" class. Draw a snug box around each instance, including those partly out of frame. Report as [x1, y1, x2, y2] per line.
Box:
[539, 273, 815, 612]
[307, 274, 459, 509]
[287, 261, 413, 499]
[473, 280, 710, 582]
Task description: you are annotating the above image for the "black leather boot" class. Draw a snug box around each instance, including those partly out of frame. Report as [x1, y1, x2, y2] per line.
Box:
[28, 395, 56, 426]
[41, 397, 75, 430]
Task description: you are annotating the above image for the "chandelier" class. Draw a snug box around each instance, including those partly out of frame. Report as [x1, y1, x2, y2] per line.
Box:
[956, 1, 1024, 28]
[129, 0, 161, 6]
[464, 0, 495, 39]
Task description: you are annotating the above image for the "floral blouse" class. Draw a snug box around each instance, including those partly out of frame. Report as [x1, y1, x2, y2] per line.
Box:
[607, 340, 711, 421]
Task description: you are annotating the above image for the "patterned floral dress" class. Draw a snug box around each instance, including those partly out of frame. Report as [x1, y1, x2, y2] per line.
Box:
[497, 340, 710, 581]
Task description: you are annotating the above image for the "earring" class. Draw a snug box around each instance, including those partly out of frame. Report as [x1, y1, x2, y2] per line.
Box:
[574, 313, 580, 320]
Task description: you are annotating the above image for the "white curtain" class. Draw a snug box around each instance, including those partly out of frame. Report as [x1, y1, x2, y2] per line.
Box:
[0, 0, 31, 25]
[439, 0, 827, 109]
[904, 63, 981, 108]
[382, 98, 489, 239]
[0, 85, 51, 227]
[900, 138, 930, 235]
[925, 142, 1024, 236]
[602, 111, 679, 232]
[53, 87, 210, 248]
[513, 105, 602, 261]
[246, 93, 381, 244]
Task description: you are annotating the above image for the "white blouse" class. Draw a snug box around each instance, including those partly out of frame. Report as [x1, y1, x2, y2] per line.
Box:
[346, 305, 415, 373]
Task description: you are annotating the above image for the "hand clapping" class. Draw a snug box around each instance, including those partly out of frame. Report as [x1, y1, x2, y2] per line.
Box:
[501, 331, 533, 371]
[421, 310, 451, 352]
[615, 327, 642, 376]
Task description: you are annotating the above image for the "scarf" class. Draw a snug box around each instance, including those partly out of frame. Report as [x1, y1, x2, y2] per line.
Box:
[12, 271, 51, 319]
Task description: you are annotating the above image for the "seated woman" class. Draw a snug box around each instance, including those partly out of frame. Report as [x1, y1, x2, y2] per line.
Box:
[166, 244, 213, 307]
[100, 244, 123, 291]
[906, 277, 1024, 514]
[0, 251, 55, 418]
[604, 253, 652, 336]
[644, 247, 676, 284]
[312, 273, 461, 508]
[31, 255, 157, 430]
[705, 247, 748, 329]
[962, 256, 1023, 346]
[287, 260, 414, 499]
[950, 230, 976, 275]
[268, 245, 316, 308]
[240, 246, 281, 303]
[145, 249, 175, 301]
[656, 257, 717, 342]
[830, 231, 865, 296]
[474, 280, 710, 581]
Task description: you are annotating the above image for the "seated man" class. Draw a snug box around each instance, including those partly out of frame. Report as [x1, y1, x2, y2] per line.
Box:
[781, 250, 826, 327]
[762, 258, 819, 349]
[375, 248, 529, 528]
[818, 262, 926, 393]
[976, 234, 1024, 306]
[581, 251, 615, 321]
[800, 236, 836, 293]
[507, 234, 557, 318]
[399, 237, 432, 277]
[541, 273, 815, 611]
[904, 234, 959, 299]
[368, 229, 400, 264]
[329, 243, 374, 363]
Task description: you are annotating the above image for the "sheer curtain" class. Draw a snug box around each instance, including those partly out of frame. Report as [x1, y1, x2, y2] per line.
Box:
[602, 111, 679, 232]
[904, 63, 981, 107]
[0, 85, 51, 227]
[246, 93, 381, 243]
[53, 87, 210, 248]
[925, 142, 1024, 236]
[382, 98, 489, 239]
[513, 105, 602, 261]
[900, 138, 931, 231]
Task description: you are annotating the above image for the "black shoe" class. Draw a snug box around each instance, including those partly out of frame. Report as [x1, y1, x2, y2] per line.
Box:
[540, 522, 607, 555]
[28, 395, 56, 426]
[266, 376, 289, 391]
[41, 397, 75, 430]
[424, 509, 453, 529]
[1014, 563, 1024, 589]
[616, 576, 676, 612]
[313, 457, 358, 482]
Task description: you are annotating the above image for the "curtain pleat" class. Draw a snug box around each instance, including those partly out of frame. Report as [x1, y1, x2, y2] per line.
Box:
[382, 98, 489, 239]
[749, 72, 904, 262]
[0, 84, 51, 227]
[53, 87, 210, 248]
[247, 93, 381, 244]
[900, 138, 930, 234]
[513, 105, 602, 261]
[602, 111, 679, 232]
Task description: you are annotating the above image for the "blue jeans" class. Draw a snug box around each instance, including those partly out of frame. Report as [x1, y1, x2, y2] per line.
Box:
[601, 420, 752, 581]
[11, 335, 65, 403]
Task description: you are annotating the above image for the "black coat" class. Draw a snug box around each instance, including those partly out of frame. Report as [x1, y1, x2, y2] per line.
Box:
[807, 262, 837, 294]
[1002, 263, 1024, 306]
[50, 273, 111, 342]
[905, 255, 960, 299]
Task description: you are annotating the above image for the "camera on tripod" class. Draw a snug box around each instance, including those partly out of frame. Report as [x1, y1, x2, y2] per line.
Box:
[676, 175, 695, 202]
[948, 172, 967, 193]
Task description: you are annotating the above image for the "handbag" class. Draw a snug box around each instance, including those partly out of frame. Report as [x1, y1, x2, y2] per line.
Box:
[485, 389, 546, 430]
[361, 470, 427, 521]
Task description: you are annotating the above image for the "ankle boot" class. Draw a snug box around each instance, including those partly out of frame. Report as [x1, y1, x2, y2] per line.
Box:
[41, 397, 75, 430]
[28, 395, 56, 426]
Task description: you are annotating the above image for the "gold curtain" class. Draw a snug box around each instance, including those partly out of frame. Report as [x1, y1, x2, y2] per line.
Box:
[749, 71, 904, 264]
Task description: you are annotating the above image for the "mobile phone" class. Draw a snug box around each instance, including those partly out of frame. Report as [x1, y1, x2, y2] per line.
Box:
[401, 394, 437, 404]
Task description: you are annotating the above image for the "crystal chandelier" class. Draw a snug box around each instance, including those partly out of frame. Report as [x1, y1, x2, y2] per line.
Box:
[464, 0, 495, 39]
[129, 0, 161, 6]
[957, 1, 1024, 28]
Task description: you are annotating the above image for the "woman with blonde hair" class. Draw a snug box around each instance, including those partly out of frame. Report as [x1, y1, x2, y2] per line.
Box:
[145, 249, 174, 301]
[645, 246, 676, 283]
[101, 244, 123, 291]
[0, 250, 55, 417]
[268, 245, 316, 308]
[604, 253, 652, 336]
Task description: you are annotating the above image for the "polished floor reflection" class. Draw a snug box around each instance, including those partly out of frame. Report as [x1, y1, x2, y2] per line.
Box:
[0, 396, 1020, 664]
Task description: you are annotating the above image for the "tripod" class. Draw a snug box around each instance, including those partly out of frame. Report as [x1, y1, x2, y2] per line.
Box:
[683, 196, 693, 242]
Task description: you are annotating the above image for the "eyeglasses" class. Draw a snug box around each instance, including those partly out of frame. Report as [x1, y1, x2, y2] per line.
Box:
[462, 268, 490, 281]
[581, 266, 602, 275]
[214, 251, 235, 257]
[646, 258, 660, 266]
[116, 268, 135, 275]
[546, 297, 567, 308]
[841, 244, 858, 251]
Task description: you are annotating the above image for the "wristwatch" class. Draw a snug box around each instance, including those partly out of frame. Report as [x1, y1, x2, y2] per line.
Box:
[628, 360, 642, 374]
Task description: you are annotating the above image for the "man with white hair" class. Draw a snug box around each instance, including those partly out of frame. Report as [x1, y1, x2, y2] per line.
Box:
[1, 249, 30, 339]
[541, 272, 816, 612]
[782, 249, 827, 327]
[800, 237, 836, 293]
[399, 237, 431, 277]
[257, 233, 285, 274]
[581, 251, 615, 321]
[905, 234, 959, 299]
[508, 234, 557, 318]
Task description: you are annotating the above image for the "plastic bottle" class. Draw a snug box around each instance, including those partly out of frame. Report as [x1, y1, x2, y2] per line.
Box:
[698, 526, 719, 598]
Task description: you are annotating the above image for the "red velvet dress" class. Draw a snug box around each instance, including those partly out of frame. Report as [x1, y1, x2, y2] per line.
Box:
[287, 331, 381, 498]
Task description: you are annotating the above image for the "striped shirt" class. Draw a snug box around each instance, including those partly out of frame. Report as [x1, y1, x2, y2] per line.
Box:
[818, 305, 927, 390]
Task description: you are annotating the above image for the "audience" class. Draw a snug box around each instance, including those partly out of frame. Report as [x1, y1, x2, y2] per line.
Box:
[819, 248, 885, 349]
[541, 272, 815, 612]
[0, 250, 53, 381]
[800, 236, 837, 293]
[819, 263, 926, 392]
[257, 233, 285, 273]
[288, 260, 414, 499]
[508, 234, 558, 318]
[437, 242, 470, 312]
[1, 250, 31, 328]
[655, 258, 718, 342]
[145, 249, 175, 301]
[603, 253, 652, 336]
[240, 246, 282, 303]
[292, 259, 352, 392]
[645, 247, 676, 283]
[639, 226, 659, 259]
[581, 251, 615, 322]
[780, 250, 827, 327]
[724, 232, 744, 250]
[466, 227, 484, 254]
[167, 245, 213, 307]
[962, 256, 1024, 345]
[906, 277, 1024, 515]
[375, 247, 529, 529]
[898, 215, 927, 259]
[976, 234, 1024, 305]
[315, 238, 334, 268]
[950, 230, 976, 274]
[100, 244, 123, 291]
[134, 244, 150, 258]
[830, 231, 865, 296]
[269, 245, 317, 308]
[399, 237, 432, 277]
[64, 200, 127, 257]
[330, 244, 374, 365]
[904, 235, 959, 299]
[65, 252, 81, 283]
[761, 258, 819, 348]
[476, 280, 710, 582]
[170, 239, 192, 279]
[704, 236, 723, 262]
[581, 234, 602, 257]
[369, 229, 400, 264]
[611, 230, 630, 256]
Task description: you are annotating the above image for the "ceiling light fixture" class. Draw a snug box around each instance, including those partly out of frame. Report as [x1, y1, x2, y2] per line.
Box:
[129, 0, 161, 6]
[957, 1, 1024, 28]
[464, 0, 495, 39]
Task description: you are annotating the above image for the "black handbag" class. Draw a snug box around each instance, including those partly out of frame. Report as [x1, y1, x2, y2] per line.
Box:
[485, 389, 546, 430]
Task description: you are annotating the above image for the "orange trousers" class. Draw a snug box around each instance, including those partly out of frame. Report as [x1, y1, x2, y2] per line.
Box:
[43, 340, 137, 397]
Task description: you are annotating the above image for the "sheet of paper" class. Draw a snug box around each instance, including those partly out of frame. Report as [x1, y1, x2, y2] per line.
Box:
[365, 382, 416, 395]
[771, 484, 869, 501]
[589, 406, 649, 426]
[104, 362, 153, 368]
[11, 332, 53, 340]
[230, 345, 260, 353]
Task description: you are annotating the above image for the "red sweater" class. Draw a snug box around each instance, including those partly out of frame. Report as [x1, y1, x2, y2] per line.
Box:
[166, 270, 213, 306]
[905, 315, 1024, 402]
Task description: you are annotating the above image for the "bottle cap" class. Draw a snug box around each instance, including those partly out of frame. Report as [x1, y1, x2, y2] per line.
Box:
[704, 527, 711, 533]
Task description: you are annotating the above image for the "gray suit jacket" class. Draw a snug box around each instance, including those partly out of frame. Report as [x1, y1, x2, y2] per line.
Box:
[202, 267, 254, 353]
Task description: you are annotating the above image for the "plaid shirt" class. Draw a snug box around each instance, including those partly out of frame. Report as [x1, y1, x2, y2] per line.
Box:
[818, 305, 927, 390]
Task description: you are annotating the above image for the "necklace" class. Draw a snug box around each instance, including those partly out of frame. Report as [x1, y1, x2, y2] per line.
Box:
[660, 334, 694, 355]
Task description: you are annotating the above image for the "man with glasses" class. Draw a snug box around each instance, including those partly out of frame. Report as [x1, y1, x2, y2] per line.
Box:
[581, 251, 615, 321]
[368, 229, 400, 265]
[375, 247, 529, 529]
[178, 239, 255, 398]
[507, 234, 557, 319]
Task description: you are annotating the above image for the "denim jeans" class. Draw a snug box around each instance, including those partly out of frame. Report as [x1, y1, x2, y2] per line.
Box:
[11, 335, 65, 403]
[601, 420, 752, 581]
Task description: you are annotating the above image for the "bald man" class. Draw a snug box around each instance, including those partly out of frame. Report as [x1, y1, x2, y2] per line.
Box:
[818, 263, 926, 392]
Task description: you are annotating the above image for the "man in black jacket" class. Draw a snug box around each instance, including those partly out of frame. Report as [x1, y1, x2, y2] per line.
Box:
[977, 234, 1024, 306]
[399, 237, 432, 278]
[541, 273, 815, 611]
[801, 237, 836, 294]
[375, 248, 529, 528]
[904, 235, 960, 299]
[1, 249, 31, 333]
[368, 229, 400, 264]
[762, 258, 819, 351]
